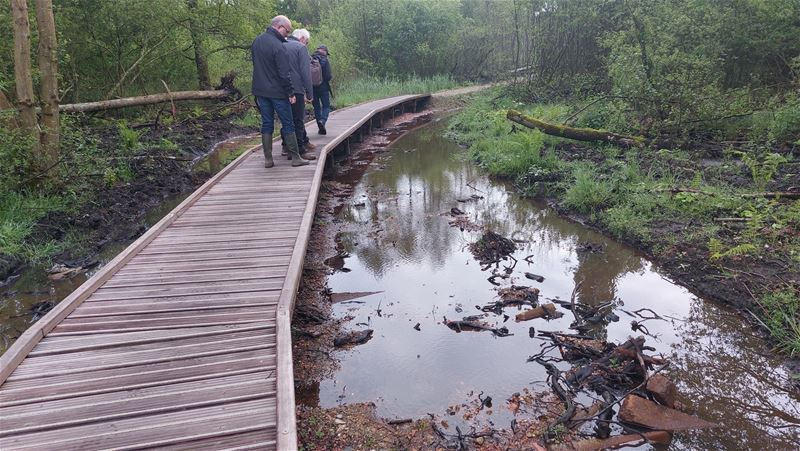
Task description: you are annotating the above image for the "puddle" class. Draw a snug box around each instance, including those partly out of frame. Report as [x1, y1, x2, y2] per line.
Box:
[303, 120, 800, 448]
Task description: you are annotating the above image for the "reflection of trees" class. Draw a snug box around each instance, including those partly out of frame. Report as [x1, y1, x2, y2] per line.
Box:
[343, 124, 469, 277]
[669, 301, 800, 449]
[342, 120, 643, 305]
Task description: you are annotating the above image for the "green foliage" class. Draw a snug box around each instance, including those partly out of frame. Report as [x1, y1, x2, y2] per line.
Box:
[734, 150, 788, 191]
[117, 122, 143, 153]
[564, 166, 614, 214]
[333, 75, 462, 109]
[758, 289, 800, 356]
[0, 189, 67, 262]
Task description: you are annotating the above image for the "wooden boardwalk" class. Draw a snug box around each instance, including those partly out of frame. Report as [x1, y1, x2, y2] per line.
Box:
[0, 94, 429, 450]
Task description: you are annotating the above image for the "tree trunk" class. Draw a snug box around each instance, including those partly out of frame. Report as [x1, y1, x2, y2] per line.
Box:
[11, 0, 38, 138]
[507, 109, 646, 147]
[187, 0, 211, 90]
[60, 89, 231, 113]
[35, 0, 59, 161]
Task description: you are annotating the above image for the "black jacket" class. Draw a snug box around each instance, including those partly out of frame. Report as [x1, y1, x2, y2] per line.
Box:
[312, 51, 333, 88]
[285, 36, 312, 97]
[251, 27, 292, 99]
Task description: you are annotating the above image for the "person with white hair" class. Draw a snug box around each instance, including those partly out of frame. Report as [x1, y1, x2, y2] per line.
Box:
[250, 15, 309, 167]
[280, 28, 317, 160]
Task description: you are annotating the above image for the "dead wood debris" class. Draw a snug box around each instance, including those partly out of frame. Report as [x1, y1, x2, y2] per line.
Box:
[469, 230, 517, 265]
[443, 316, 512, 337]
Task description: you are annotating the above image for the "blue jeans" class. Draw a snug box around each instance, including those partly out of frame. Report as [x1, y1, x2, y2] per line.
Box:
[256, 96, 295, 137]
[312, 86, 330, 123]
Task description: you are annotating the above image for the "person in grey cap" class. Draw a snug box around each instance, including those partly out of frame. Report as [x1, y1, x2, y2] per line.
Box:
[312, 44, 333, 135]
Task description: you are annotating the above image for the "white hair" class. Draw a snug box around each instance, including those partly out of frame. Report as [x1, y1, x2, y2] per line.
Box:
[292, 29, 310, 42]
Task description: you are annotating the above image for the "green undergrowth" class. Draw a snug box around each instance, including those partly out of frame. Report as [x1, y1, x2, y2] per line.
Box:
[333, 75, 465, 109]
[447, 89, 800, 354]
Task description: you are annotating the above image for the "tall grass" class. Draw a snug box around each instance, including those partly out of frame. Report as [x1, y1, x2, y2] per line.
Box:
[333, 75, 464, 108]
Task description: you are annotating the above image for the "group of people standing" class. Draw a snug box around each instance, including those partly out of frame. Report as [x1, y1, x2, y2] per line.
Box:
[250, 15, 333, 168]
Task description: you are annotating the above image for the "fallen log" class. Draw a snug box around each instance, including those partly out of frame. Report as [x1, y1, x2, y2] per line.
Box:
[507, 109, 646, 147]
[60, 89, 233, 114]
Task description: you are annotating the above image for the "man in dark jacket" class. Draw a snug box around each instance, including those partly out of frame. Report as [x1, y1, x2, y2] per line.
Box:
[282, 28, 316, 160]
[312, 45, 333, 135]
[251, 15, 309, 167]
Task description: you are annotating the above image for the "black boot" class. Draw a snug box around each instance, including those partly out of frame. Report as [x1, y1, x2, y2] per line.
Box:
[261, 134, 274, 168]
[285, 134, 309, 167]
[317, 119, 327, 135]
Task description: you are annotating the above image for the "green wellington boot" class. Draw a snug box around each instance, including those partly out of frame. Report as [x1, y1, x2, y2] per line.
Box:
[261, 133, 274, 168]
[285, 134, 310, 167]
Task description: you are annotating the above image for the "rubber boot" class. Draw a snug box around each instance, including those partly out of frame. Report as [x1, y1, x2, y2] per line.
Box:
[285, 134, 309, 167]
[261, 134, 274, 168]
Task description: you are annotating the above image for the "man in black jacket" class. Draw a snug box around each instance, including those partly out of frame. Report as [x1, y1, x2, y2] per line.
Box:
[312, 45, 333, 135]
[251, 15, 309, 167]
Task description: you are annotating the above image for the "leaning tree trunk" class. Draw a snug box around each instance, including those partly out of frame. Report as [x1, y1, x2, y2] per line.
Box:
[59, 89, 231, 113]
[35, 0, 59, 161]
[507, 110, 646, 147]
[187, 0, 211, 90]
[11, 0, 38, 139]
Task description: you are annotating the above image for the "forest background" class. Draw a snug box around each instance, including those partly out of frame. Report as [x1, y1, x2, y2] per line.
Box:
[0, 0, 799, 352]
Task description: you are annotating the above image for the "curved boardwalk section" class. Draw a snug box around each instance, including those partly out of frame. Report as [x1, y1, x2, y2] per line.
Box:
[0, 94, 429, 450]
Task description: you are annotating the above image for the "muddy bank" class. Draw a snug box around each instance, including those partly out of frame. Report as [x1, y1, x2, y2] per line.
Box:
[0, 105, 260, 351]
[1, 105, 257, 284]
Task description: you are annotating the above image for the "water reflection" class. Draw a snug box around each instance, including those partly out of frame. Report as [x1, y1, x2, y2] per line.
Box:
[311, 120, 798, 449]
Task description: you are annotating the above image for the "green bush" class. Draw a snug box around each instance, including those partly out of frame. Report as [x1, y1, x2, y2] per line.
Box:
[759, 289, 800, 356]
[564, 166, 615, 214]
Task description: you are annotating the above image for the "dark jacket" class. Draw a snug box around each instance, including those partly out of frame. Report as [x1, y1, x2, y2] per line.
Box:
[251, 27, 292, 99]
[285, 36, 312, 98]
[312, 51, 333, 89]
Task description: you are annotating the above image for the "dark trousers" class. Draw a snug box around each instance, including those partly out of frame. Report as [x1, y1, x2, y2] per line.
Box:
[256, 96, 294, 136]
[290, 93, 309, 145]
[312, 85, 330, 123]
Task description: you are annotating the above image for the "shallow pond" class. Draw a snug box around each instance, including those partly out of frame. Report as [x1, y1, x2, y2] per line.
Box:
[308, 119, 799, 449]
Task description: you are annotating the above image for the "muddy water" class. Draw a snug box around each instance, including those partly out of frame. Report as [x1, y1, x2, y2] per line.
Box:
[312, 120, 799, 449]
[0, 134, 257, 354]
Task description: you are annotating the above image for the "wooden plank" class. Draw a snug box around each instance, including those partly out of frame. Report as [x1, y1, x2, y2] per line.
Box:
[118, 257, 290, 274]
[0, 398, 276, 450]
[0, 372, 276, 436]
[9, 334, 276, 381]
[102, 267, 286, 287]
[155, 431, 275, 451]
[48, 313, 274, 336]
[29, 323, 273, 356]
[0, 349, 274, 407]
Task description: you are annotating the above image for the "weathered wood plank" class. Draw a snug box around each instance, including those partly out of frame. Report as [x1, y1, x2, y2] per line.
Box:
[0, 398, 277, 450]
[0, 349, 274, 406]
[0, 372, 276, 436]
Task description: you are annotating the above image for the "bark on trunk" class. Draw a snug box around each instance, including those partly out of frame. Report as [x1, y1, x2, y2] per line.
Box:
[59, 89, 231, 113]
[507, 109, 646, 147]
[187, 0, 211, 90]
[35, 0, 59, 161]
[11, 0, 38, 135]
